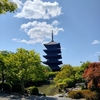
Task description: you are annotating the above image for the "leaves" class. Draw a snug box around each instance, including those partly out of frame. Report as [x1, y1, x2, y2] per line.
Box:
[54, 64, 75, 82]
[0, 0, 17, 14]
[0, 48, 49, 85]
[82, 62, 100, 89]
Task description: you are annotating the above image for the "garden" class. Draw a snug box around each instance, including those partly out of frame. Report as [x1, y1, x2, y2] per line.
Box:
[0, 48, 100, 100]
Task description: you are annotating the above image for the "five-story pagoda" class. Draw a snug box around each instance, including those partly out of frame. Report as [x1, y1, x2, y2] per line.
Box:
[43, 31, 62, 71]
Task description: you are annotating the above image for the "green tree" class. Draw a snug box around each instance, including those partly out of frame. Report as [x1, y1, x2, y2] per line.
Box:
[0, 50, 12, 91]
[54, 64, 75, 92]
[6, 48, 41, 93]
[72, 61, 90, 83]
[0, 0, 17, 14]
[0, 49, 52, 93]
[73, 66, 83, 82]
[0, 53, 5, 85]
[54, 64, 75, 83]
[80, 61, 90, 72]
[63, 78, 75, 88]
[32, 65, 48, 82]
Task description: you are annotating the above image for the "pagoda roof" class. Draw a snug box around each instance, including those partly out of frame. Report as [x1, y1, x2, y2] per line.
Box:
[43, 55, 62, 59]
[43, 61, 62, 65]
[44, 42, 61, 49]
[44, 41, 60, 45]
[44, 49, 61, 53]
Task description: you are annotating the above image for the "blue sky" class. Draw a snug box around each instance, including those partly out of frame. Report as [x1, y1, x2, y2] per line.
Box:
[0, 0, 100, 66]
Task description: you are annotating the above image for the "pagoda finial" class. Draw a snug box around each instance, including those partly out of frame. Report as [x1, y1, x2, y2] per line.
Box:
[51, 30, 54, 42]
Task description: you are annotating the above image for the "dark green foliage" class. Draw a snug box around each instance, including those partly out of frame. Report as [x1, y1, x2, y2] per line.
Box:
[25, 80, 49, 87]
[48, 72, 58, 80]
[12, 84, 22, 93]
[0, 82, 11, 92]
[27, 86, 39, 95]
[68, 90, 99, 100]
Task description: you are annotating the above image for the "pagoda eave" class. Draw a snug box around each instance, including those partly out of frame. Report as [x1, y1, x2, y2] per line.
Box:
[43, 55, 62, 59]
[43, 61, 62, 65]
[44, 43, 60, 48]
[44, 49, 61, 53]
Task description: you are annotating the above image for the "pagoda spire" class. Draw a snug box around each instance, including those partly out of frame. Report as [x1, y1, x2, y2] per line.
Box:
[51, 30, 54, 42]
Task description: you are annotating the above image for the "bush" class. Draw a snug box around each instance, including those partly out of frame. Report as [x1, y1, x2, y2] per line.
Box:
[56, 79, 63, 83]
[12, 83, 22, 93]
[56, 82, 67, 92]
[27, 86, 39, 95]
[68, 90, 99, 100]
[0, 82, 11, 92]
[81, 90, 98, 100]
[63, 78, 75, 88]
[48, 72, 58, 79]
[68, 91, 82, 99]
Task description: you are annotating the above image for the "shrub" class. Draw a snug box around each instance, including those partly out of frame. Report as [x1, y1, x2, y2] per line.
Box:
[56, 82, 67, 92]
[0, 82, 11, 92]
[27, 86, 39, 95]
[56, 79, 63, 83]
[48, 72, 58, 79]
[12, 83, 22, 93]
[68, 91, 82, 99]
[63, 78, 75, 88]
[81, 90, 98, 100]
[68, 90, 99, 100]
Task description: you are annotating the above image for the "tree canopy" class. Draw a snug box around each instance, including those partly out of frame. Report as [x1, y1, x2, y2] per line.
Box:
[83, 62, 100, 90]
[0, 0, 17, 14]
[0, 48, 50, 93]
[54, 64, 74, 82]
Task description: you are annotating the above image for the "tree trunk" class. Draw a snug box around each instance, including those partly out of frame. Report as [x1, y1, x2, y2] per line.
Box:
[21, 78, 25, 94]
[1, 68, 4, 91]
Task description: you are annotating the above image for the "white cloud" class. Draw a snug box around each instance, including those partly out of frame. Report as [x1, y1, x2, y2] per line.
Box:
[12, 0, 23, 8]
[92, 40, 100, 44]
[14, 0, 62, 19]
[51, 20, 60, 25]
[20, 39, 43, 44]
[13, 0, 63, 44]
[13, 20, 64, 44]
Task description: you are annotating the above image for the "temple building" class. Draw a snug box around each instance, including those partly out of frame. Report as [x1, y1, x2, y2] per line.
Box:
[43, 32, 62, 71]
